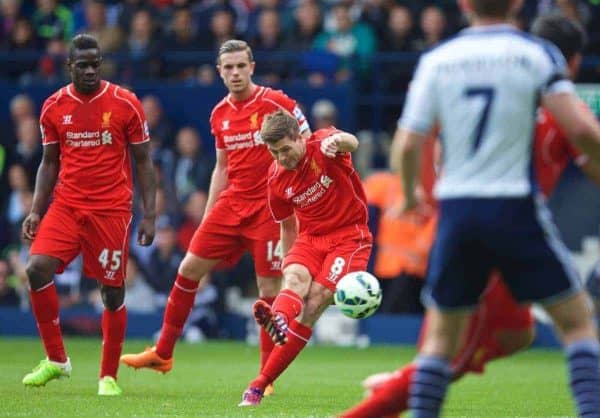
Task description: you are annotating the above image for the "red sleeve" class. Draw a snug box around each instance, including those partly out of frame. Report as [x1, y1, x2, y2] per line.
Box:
[39, 96, 60, 145]
[313, 126, 352, 164]
[210, 113, 224, 150]
[267, 167, 294, 222]
[118, 88, 150, 144]
[266, 90, 310, 134]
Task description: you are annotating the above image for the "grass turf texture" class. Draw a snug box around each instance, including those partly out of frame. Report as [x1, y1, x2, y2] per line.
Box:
[1, 338, 575, 417]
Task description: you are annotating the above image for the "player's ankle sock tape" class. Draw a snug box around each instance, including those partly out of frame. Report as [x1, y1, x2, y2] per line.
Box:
[408, 355, 451, 418]
[272, 289, 303, 321]
[566, 339, 600, 417]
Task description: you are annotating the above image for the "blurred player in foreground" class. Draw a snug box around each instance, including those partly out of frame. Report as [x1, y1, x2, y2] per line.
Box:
[21, 34, 156, 395]
[238, 109, 372, 406]
[120, 41, 310, 393]
[341, 12, 600, 417]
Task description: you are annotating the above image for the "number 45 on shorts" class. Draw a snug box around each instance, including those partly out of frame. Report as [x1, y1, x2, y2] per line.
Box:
[98, 248, 122, 280]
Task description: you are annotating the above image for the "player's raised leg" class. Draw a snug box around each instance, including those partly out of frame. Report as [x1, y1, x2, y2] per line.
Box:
[120, 253, 218, 372]
[240, 263, 312, 406]
[22, 254, 71, 387]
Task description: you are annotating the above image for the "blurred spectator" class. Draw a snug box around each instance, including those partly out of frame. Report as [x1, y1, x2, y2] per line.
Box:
[177, 189, 207, 251]
[31, 0, 74, 45]
[116, 0, 159, 33]
[6, 163, 30, 241]
[173, 126, 212, 201]
[314, 2, 377, 81]
[35, 37, 69, 84]
[143, 214, 184, 299]
[379, 5, 415, 52]
[310, 98, 338, 129]
[0, 0, 23, 40]
[285, 0, 323, 50]
[250, 8, 288, 83]
[6, 93, 36, 148]
[162, 7, 200, 80]
[198, 8, 239, 51]
[0, 259, 19, 306]
[13, 116, 42, 184]
[196, 63, 216, 85]
[80, 0, 123, 53]
[142, 94, 174, 149]
[119, 9, 162, 80]
[359, 0, 392, 39]
[412, 5, 447, 52]
[246, 0, 287, 40]
[1, 18, 39, 79]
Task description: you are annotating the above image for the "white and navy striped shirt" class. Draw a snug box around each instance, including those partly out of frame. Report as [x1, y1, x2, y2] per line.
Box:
[400, 24, 575, 199]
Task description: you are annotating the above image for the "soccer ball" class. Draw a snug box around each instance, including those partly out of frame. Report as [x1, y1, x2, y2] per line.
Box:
[334, 271, 382, 319]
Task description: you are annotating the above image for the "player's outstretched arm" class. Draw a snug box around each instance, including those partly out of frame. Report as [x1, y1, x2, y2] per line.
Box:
[320, 132, 359, 158]
[203, 149, 229, 220]
[131, 141, 157, 246]
[280, 215, 297, 258]
[544, 93, 600, 165]
[23, 143, 60, 240]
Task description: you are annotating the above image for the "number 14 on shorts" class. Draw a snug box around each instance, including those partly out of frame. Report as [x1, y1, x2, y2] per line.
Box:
[98, 248, 122, 280]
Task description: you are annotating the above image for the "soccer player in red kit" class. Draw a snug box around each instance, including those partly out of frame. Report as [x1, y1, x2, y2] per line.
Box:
[340, 14, 600, 418]
[120, 40, 310, 388]
[238, 109, 372, 406]
[21, 34, 156, 395]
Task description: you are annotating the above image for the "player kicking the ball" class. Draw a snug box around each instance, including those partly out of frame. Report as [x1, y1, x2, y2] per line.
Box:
[238, 109, 373, 406]
[21, 34, 156, 395]
[120, 41, 310, 394]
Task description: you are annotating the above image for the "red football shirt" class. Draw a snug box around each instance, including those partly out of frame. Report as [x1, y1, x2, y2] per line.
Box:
[210, 85, 309, 201]
[534, 107, 587, 197]
[40, 81, 149, 213]
[268, 127, 369, 236]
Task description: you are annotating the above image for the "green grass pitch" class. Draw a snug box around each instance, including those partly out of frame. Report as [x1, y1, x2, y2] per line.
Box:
[1, 338, 575, 417]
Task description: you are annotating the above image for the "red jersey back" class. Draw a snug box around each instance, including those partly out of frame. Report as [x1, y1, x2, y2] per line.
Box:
[40, 81, 149, 213]
[534, 106, 587, 197]
[210, 86, 309, 200]
[268, 127, 369, 235]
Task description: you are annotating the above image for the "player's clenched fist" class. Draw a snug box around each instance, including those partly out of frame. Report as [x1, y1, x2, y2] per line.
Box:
[137, 216, 156, 246]
[22, 212, 41, 241]
[320, 134, 342, 158]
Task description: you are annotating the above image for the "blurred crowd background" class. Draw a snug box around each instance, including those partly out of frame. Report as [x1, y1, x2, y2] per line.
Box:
[1, 0, 600, 340]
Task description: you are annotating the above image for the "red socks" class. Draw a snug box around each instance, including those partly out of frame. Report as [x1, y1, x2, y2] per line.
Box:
[340, 364, 415, 418]
[259, 296, 276, 371]
[250, 319, 312, 391]
[271, 289, 304, 323]
[100, 305, 127, 378]
[156, 274, 199, 359]
[29, 282, 67, 363]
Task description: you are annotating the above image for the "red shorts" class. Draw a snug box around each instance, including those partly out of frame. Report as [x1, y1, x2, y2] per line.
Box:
[283, 225, 373, 292]
[419, 275, 534, 375]
[188, 194, 281, 277]
[30, 202, 132, 286]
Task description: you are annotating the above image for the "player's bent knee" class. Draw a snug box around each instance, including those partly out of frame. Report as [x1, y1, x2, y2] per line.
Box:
[25, 257, 56, 290]
[101, 285, 125, 311]
[283, 264, 311, 292]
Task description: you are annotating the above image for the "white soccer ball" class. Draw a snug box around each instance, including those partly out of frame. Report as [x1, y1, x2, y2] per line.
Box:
[334, 271, 382, 319]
